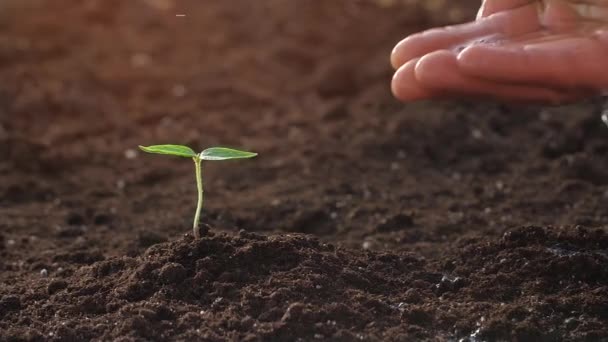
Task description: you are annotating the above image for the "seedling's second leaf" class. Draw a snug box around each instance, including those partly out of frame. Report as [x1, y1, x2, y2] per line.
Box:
[200, 147, 258, 161]
[139, 144, 197, 158]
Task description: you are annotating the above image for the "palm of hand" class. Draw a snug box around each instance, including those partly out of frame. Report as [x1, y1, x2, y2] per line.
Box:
[391, 0, 608, 103]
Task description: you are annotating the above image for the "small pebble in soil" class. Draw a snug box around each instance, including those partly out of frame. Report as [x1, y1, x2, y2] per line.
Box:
[495, 181, 504, 191]
[116, 179, 126, 190]
[471, 128, 483, 139]
[40, 269, 48, 277]
[390, 302, 407, 312]
[124, 149, 138, 159]
[463, 327, 483, 342]
[435, 275, 464, 294]
[564, 317, 579, 329]
[362, 241, 372, 250]
[547, 245, 580, 257]
[131, 53, 151, 68]
[172, 84, 187, 97]
[211, 297, 223, 309]
[281, 302, 306, 322]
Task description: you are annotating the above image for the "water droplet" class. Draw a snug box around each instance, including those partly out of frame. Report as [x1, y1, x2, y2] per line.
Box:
[471, 129, 483, 139]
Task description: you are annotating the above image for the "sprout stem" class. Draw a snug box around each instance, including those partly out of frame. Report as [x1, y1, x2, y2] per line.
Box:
[193, 157, 204, 238]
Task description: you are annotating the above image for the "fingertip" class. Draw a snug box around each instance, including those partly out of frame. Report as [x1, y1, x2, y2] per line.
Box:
[457, 44, 508, 77]
[391, 36, 415, 69]
[391, 30, 440, 70]
[391, 59, 432, 102]
[414, 50, 456, 87]
[456, 45, 485, 70]
[391, 21, 497, 70]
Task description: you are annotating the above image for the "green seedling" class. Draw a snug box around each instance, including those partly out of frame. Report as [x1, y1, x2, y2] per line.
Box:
[138, 145, 257, 238]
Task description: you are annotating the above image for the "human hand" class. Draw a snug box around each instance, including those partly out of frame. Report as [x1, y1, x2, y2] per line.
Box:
[391, 0, 608, 104]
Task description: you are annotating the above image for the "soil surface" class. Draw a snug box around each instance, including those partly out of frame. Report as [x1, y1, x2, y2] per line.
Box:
[2, 1, 608, 341]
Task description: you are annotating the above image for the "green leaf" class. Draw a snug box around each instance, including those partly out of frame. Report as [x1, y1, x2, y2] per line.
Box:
[138, 145, 197, 158]
[200, 147, 257, 161]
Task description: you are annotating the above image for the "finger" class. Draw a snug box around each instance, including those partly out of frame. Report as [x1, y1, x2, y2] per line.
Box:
[457, 34, 608, 90]
[391, 58, 436, 102]
[571, 4, 608, 22]
[477, 0, 535, 19]
[415, 50, 585, 104]
[542, 0, 587, 28]
[390, 19, 499, 70]
[391, 3, 541, 70]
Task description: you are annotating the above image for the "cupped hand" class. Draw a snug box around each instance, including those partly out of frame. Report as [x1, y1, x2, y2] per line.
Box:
[391, 0, 608, 104]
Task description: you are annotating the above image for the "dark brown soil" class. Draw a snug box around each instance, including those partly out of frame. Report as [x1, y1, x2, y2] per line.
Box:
[2, 1, 608, 341]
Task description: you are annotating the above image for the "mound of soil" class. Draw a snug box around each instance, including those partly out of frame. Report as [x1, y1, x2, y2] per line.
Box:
[2, 0, 608, 341]
[2, 227, 608, 341]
